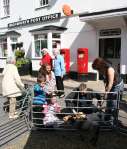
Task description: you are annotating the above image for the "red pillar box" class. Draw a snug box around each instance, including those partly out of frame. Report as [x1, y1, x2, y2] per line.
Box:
[77, 48, 88, 74]
[60, 48, 70, 73]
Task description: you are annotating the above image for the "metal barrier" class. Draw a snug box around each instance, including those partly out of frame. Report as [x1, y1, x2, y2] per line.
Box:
[0, 86, 127, 146]
[30, 90, 119, 131]
[0, 87, 33, 146]
[117, 90, 127, 135]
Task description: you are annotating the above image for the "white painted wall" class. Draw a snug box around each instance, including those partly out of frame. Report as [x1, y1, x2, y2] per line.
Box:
[60, 16, 97, 71]
[121, 27, 127, 74]
[0, 0, 127, 73]
[1, 0, 127, 28]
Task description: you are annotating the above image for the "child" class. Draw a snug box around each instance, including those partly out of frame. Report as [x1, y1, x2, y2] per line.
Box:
[33, 74, 47, 105]
[72, 83, 93, 113]
[43, 94, 61, 127]
[78, 83, 90, 107]
[39, 64, 56, 98]
[33, 74, 48, 127]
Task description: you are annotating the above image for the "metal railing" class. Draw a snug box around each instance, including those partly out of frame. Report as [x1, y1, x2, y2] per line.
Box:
[30, 90, 120, 131]
[0, 86, 127, 146]
[0, 87, 33, 146]
[117, 90, 127, 135]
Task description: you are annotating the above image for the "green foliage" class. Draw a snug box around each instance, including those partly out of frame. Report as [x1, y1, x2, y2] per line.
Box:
[16, 58, 30, 68]
[15, 49, 31, 68]
[15, 50, 25, 58]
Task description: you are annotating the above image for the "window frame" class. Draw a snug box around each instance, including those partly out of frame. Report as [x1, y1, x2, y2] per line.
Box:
[99, 37, 121, 59]
[40, 0, 49, 7]
[0, 37, 7, 57]
[3, 0, 10, 17]
[52, 33, 61, 49]
[34, 34, 48, 58]
[35, 0, 50, 10]
[33, 32, 61, 58]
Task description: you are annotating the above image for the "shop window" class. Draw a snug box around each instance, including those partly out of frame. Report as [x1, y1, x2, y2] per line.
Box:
[10, 37, 18, 43]
[52, 33, 60, 39]
[11, 42, 23, 52]
[99, 38, 121, 59]
[34, 34, 47, 57]
[3, 0, 10, 17]
[11, 44, 17, 51]
[52, 40, 61, 49]
[52, 33, 61, 49]
[0, 38, 7, 57]
[34, 33, 61, 57]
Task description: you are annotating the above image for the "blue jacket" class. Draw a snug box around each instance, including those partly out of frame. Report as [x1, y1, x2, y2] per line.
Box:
[53, 55, 65, 77]
[33, 83, 47, 105]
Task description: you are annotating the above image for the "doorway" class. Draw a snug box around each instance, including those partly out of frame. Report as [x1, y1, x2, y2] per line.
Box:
[99, 37, 121, 70]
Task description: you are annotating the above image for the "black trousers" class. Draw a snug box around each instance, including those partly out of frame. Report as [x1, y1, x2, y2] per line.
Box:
[55, 76, 64, 96]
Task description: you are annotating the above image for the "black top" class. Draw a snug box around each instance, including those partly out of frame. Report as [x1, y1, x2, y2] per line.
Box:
[103, 63, 121, 86]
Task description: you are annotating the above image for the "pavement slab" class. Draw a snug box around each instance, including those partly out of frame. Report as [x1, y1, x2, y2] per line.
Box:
[0, 74, 127, 148]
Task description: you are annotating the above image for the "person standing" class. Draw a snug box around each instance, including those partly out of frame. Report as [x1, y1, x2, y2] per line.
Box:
[53, 49, 65, 98]
[92, 58, 124, 121]
[39, 64, 56, 97]
[2, 57, 24, 119]
[40, 48, 54, 68]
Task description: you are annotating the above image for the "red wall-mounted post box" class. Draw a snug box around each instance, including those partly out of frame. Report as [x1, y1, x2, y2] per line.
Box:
[60, 48, 70, 73]
[77, 48, 88, 74]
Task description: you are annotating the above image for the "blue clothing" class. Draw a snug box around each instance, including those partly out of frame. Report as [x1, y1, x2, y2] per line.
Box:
[107, 80, 124, 109]
[53, 55, 65, 76]
[105, 80, 124, 122]
[33, 83, 47, 105]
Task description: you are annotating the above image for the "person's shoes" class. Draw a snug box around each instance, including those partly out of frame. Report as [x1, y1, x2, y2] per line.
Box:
[59, 94, 65, 98]
[15, 111, 18, 115]
[9, 114, 19, 119]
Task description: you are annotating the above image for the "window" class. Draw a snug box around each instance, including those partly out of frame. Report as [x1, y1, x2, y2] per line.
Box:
[35, 0, 50, 9]
[52, 33, 61, 49]
[99, 38, 121, 59]
[10, 37, 18, 43]
[0, 38, 7, 57]
[3, 0, 10, 17]
[40, 0, 49, 7]
[34, 34, 47, 57]
[34, 33, 61, 57]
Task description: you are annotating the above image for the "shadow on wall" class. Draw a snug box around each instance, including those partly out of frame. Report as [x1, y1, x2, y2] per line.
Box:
[61, 17, 69, 27]
[47, 0, 58, 9]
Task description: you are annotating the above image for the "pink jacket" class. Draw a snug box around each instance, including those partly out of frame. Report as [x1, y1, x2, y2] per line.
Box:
[43, 103, 61, 114]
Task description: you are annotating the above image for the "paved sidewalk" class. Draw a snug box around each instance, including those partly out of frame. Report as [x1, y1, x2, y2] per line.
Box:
[21, 75, 105, 91]
[0, 74, 105, 95]
[0, 75, 127, 149]
[1, 74, 127, 93]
